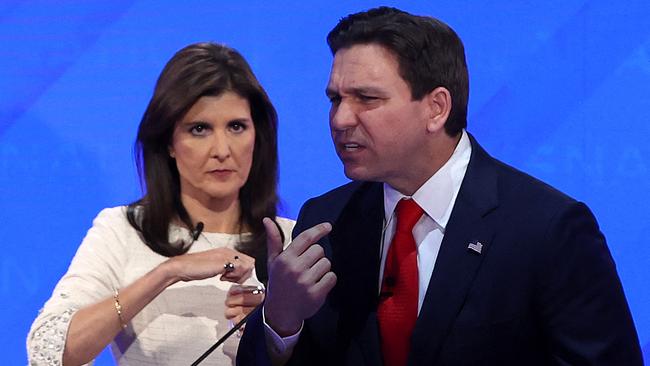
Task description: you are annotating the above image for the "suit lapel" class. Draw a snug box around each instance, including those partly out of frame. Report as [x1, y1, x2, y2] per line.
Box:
[410, 135, 499, 365]
[329, 182, 384, 365]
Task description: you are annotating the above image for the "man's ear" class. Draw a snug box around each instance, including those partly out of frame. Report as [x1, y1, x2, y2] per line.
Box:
[425, 86, 452, 133]
[168, 146, 175, 158]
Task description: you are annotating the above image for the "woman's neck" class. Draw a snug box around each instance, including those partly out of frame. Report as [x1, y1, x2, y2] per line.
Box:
[180, 192, 243, 234]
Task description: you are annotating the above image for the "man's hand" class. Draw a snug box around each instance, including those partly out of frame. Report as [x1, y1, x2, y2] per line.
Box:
[262, 217, 337, 337]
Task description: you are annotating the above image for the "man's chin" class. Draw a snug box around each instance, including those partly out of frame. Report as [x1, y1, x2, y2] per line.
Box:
[343, 165, 373, 182]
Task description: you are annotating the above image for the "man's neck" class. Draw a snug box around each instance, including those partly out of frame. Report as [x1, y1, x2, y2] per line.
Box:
[388, 132, 462, 196]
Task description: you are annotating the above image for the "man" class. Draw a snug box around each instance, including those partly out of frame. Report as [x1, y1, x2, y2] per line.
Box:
[238, 6, 642, 365]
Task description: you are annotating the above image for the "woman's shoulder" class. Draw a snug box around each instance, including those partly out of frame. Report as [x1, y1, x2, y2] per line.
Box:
[274, 216, 296, 245]
[90, 205, 133, 228]
[94, 205, 128, 219]
[85, 205, 144, 244]
[274, 216, 295, 229]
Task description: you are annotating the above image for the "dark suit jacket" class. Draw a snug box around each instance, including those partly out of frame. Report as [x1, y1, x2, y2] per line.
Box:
[238, 135, 642, 365]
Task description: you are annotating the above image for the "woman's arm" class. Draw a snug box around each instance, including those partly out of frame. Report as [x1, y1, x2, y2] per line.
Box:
[62, 246, 254, 366]
[27, 207, 255, 366]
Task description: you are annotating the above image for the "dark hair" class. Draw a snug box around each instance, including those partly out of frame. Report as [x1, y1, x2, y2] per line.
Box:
[327, 6, 469, 136]
[127, 42, 279, 269]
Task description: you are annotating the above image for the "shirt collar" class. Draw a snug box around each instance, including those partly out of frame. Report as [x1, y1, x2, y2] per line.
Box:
[384, 129, 472, 230]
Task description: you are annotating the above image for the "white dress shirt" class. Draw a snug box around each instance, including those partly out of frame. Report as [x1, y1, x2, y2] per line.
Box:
[265, 130, 472, 361]
[381, 129, 471, 312]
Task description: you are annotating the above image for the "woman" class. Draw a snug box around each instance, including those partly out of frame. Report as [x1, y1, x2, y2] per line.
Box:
[27, 42, 294, 365]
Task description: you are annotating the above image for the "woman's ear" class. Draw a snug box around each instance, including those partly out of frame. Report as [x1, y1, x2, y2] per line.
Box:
[425, 86, 452, 133]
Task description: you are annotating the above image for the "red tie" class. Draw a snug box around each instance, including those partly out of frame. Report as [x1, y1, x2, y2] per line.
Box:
[377, 198, 423, 366]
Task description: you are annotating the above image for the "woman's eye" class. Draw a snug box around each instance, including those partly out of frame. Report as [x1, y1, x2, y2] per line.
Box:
[229, 121, 248, 133]
[189, 123, 210, 136]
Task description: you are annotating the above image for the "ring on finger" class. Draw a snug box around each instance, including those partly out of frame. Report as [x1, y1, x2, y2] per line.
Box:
[251, 285, 265, 295]
[224, 262, 235, 273]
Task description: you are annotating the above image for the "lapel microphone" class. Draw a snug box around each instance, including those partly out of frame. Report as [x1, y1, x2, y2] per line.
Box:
[192, 222, 204, 241]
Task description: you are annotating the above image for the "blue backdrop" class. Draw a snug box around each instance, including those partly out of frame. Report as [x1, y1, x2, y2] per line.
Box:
[1, 1, 649, 364]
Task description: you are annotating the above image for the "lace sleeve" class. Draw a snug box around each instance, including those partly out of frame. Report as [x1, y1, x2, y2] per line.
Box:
[27, 307, 78, 366]
[27, 207, 128, 366]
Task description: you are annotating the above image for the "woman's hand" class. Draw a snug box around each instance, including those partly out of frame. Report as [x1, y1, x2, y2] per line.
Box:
[224, 284, 265, 330]
[165, 247, 255, 284]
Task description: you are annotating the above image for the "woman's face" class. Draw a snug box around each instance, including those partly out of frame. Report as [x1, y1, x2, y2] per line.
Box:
[170, 92, 256, 206]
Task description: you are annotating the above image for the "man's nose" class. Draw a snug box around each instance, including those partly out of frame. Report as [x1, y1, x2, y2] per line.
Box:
[330, 100, 358, 131]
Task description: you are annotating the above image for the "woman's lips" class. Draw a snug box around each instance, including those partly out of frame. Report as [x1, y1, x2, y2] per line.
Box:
[208, 169, 234, 178]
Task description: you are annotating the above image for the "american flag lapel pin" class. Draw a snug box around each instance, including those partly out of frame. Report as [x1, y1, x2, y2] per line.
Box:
[468, 240, 483, 254]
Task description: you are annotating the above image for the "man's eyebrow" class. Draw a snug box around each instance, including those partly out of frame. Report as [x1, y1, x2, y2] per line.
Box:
[325, 86, 386, 97]
[351, 86, 385, 95]
[325, 87, 337, 97]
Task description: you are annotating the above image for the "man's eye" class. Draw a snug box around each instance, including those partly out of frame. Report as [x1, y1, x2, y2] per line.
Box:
[328, 95, 341, 104]
[359, 95, 378, 102]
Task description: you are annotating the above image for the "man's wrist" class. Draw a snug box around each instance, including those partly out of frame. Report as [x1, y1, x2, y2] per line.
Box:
[263, 306, 301, 337]
[263, 305, 302, 365]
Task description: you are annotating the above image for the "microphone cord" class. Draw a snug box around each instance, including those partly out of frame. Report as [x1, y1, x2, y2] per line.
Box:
[190, 303, 262, 365]
[191, 218, 284, 364]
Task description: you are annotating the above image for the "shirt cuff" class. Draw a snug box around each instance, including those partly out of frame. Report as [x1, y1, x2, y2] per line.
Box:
[262, 306, 302, 363]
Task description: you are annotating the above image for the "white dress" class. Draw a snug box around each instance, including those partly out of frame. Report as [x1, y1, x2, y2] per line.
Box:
[26, 206, 295, 366]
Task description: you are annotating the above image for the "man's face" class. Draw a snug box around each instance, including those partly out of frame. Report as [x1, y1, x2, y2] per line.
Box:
[326, 43, 432, 190]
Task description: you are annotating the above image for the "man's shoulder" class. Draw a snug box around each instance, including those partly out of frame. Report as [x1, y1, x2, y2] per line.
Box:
[467, 137, 580, 221]
[311, 180, 369, 201]
[492, 157, 576, 207]
[469, 136, 575, 206]
[297, 181, 380, 223]
[469, 150, 586, 230]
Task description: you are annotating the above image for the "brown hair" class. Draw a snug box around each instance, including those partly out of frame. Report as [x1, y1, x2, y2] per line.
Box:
[327, 6, 469, 136]
[127, 42, 279, 275]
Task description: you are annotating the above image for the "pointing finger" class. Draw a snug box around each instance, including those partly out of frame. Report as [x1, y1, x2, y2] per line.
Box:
[286, 222, 332, 257]
[263, 217, 284, 263]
